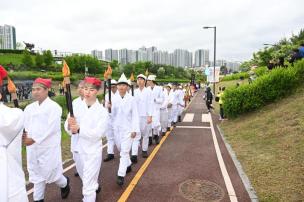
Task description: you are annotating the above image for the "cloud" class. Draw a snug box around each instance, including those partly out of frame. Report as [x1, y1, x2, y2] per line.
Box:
[0, 0, 303, 61]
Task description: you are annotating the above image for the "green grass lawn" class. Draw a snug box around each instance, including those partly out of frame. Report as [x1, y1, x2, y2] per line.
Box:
[219, 85, 304, 201]
[0, 53, 27, 65]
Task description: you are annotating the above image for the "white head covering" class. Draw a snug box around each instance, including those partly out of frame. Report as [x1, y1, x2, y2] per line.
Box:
[137, 74, 146, 80]
[111, 79, 117, 85]
[147, 75, 156, 81]
[127, 79, 131, 86]
[117, 73, 129, 85]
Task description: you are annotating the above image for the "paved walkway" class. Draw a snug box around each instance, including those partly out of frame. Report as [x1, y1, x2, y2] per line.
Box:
[27, 89, 251, 202]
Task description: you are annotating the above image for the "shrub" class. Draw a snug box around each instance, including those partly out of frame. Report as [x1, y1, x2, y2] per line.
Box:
[254, 66, 269, 77]
[221, 72, 249, 81]
[222, 59, 304, 117]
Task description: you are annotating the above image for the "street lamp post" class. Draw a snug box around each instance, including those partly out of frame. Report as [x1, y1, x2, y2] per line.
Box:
[203, 26, 216, 95]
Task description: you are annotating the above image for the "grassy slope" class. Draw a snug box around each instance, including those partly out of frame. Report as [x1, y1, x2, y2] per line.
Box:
[0, 53, 33, 65]
[220, 85, 304, 201]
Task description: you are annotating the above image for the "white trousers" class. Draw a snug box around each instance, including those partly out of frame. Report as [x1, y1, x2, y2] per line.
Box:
[33, 175, 67, 201]
[106, 117, 115, 155]
[131, 117, 151, 155]
[160, 109, 168, 132]
[170, 105, 178, 123]
[78, 152, 102, 202]
[167, 108, 172, 127]
[114, 128, 133, 177]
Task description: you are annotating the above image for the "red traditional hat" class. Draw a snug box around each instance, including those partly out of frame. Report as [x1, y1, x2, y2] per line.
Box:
[33, 78, 52, 88]
[84, 77, 102, 88]
[0, 65, 8, 86]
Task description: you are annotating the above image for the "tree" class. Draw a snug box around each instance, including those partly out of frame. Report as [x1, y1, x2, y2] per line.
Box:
[157, 67, 165, 78]
[43, 50, 54, 66]
[22, 50, 33, 68]
[35, 53, 44, 67]
[220, 65, 228, 75]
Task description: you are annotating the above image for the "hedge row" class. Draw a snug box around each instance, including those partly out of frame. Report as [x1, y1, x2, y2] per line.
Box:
[222, 59, 304, 117]
[8, 71, 84, 82]
[221, 72, 249, 81]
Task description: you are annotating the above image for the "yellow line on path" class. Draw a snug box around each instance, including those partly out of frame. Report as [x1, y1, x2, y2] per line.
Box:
[117, 129, 172, 202]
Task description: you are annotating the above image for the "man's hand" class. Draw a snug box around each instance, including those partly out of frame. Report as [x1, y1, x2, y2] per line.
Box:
[68, 117, 77, 127]
[131, 132, 136, 138]
[22, 133, 35, 146]
[147, 116, 152, 124]
[70, 124, 80, 134]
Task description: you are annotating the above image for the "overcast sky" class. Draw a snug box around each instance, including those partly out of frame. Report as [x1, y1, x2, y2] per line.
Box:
[1, 0, 303, 61]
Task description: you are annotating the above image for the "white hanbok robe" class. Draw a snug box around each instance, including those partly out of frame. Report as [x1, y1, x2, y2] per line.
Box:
[132, 87, 153, 155]
[0, 103, 28, 202]
[160, 89, 169, 132]
[24, 97, 64, 184]
[111, 93, 140, 177]
[177, 89, 185, 116]
[64, 99, 108, 202]
[149, 85, 164, 135]
[105, 92, 117, 155]
[168, 90, 179, 123]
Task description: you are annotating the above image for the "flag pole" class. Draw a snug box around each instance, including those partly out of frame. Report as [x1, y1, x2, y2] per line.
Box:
[62, 60, 74, 117]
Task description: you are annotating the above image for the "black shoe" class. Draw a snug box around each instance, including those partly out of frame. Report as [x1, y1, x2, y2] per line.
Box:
[154, 135, 159, 145]
[103, 154, 114, 162]
[131, 155, 137, 164]
[162, 132, 166, 136]
[148, 137, 153, 146]
[167, 127, 170, 132]
[74, 172, 79, 177]
[61, 176, 70, 199]
[178, 116, 182, 122]
[142, 151, 148, 158]
[34, 200, 44, 202]
[117, 176, 124, 186]
[96, 186, 101, 194]
[126, 165, 132, 173]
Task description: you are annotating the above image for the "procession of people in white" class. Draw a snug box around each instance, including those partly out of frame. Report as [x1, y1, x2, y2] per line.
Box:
[0, 64, 193, 202]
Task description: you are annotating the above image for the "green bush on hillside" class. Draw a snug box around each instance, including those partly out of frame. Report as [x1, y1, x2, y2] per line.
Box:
[221, 72, 249, 81]
[222, 59, 304, 117]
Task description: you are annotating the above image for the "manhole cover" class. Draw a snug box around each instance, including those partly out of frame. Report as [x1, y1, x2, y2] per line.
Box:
[179, 179, 225, 202]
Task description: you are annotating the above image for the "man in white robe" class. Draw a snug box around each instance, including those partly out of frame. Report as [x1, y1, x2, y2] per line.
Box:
[160, 85, 169, 136]
[131, 74, 153, 162]
[147, 75, 164, 145]
[164, 84, 173, 131]
[168, 83, 179, 127]
[0, 66, 28, 202]
[23, 78, 70, 202]
[177, 85, 185, 122]
[104, 79, 118, 162]
[109, 73, 140, 186]
[65, 77, 108, 202]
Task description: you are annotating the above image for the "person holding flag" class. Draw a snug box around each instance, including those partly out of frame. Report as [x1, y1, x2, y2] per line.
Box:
[65, 77, 109, 201]
[109, 73, 140, 186]
[23, 78, 70, 202]
[147, 75, 164, 145]
[131, 74, 153, 162]
[0, 65, 28, 202]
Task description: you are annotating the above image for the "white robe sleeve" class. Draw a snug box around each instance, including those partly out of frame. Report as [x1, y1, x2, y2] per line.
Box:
[147, 90, 153, 117]
[64, 113, 73, 136]
[131, 98, 140, 133]
[0, 108, 24, 146]
[32, 106, 62, 144]
[154, 87, 164, 104]
[79, 107, 109, 141]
